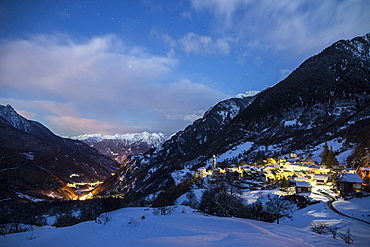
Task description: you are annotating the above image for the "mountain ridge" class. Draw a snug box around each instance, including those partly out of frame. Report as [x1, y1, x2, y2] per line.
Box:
[0, 105, 120, 200]
[70, 132, 167, 163]
[93, 33, 370, 202]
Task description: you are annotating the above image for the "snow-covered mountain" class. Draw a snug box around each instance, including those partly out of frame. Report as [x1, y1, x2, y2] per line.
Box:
[94, 33, 370, 202]
[0, 105, 120, 200]
[71, 132, 167, 163]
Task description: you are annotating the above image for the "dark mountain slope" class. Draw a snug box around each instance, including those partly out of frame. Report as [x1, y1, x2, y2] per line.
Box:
[0, 105, 120, 200]
[95, 33, 370, 202]
[206, 33, 370, 157]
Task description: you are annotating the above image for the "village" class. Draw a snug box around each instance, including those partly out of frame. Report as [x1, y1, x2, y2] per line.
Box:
[196, 153, 370, 198]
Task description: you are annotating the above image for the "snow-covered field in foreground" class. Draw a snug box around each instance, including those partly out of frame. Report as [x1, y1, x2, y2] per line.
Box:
[0, 205, 348, 247]
[238, 187, 370, 246]
[1, 191, 369, 247]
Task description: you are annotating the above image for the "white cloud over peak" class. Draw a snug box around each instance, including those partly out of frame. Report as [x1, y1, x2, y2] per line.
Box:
[44, 115, 142, 136]
[0, 34, 229, 136]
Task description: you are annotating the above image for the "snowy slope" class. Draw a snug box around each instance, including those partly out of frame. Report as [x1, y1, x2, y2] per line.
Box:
[0, 206, 346, 247]
[283, 196, 370, 247]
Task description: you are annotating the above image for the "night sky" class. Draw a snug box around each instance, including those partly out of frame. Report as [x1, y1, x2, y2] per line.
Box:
[1, 0, 369, 136]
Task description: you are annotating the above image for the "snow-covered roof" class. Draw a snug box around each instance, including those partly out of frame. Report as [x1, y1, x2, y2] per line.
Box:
[295, 181, 312, 188]
[338, 173, 363, 183]
[313, 174, 329, 180]
[294, 177, 309, 182]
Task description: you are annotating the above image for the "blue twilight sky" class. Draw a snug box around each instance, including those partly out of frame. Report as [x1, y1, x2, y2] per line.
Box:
[0, 0, 369, 136]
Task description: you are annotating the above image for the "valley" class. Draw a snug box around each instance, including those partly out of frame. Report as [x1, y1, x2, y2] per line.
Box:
[0, 32, 370, 246]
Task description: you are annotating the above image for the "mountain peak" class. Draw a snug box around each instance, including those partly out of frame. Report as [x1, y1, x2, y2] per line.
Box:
[0, 104, 32, 133]
[333, 32, 370, 60]
[71, 131, 167, 144]
[71, 131, 167, 163]
[0, 104, 18, 115]
[233, 90, 260, 99]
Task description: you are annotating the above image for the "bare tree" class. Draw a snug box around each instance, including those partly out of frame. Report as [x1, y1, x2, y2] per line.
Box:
[152, 206, 174, 215]
[199, 182, 244, 217]
[340, 228, 356, 245]
[310, 222, 329, 234]
[328, 226, 339, 239]
[264, 195, 296, 224]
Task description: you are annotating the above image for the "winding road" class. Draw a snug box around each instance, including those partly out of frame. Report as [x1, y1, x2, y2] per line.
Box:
[315, 190, 370, 225]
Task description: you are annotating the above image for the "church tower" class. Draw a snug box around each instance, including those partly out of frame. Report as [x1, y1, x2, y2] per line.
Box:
[212, 155, 217, 170]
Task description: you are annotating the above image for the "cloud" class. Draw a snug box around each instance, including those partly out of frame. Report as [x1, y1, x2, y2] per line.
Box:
[181, 11, 192, 20]
[191, 0, 370, 58]
[0, 34, 229, 136]
[0, 34, 176, 100]
[179, 32, 233, 55]
[0, 98, 79, 118]
[150, 79, 227, 122]
[279, 69, 292, 80]
[17, 110, 35, 120]
[44, 115, 141, 136]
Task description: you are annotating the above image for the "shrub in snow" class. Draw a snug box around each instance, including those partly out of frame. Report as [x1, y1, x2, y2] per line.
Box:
[239, 200, 273, 222]
[263, 195, 296, 224]
[0, 223, 33, 235]
[327, 226, 339, 239]
[95, 213, 111, 225]
[53, 213, 79, 227]
[199, 182, 244, 217]
[340, 228, 356, 245]
[309, 222, 339, 239]
[182, 191, 199, 209]
[310, 222, 329, 234]
[284, 194, 317, 209]
[26, 232, 41, 240]
[80, 200, 103, 220]
[152, 206, 175, 216]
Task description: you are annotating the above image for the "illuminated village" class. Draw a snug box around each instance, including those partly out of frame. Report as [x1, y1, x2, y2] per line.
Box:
[196, 153, 369, 197]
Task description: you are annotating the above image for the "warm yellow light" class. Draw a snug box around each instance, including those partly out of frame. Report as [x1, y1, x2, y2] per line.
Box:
[79, 192, 93, 200]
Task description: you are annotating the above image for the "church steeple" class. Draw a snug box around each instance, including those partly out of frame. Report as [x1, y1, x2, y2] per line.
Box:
[212, 155, 217, 169]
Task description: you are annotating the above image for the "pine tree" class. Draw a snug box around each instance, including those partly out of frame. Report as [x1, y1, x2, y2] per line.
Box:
[321, 142, 330, 167]
[280, 176, 289, 188]
[326, 147, 339, 168]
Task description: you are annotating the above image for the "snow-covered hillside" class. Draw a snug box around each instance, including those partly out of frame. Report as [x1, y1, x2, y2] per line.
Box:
[1, 205, 349, 247]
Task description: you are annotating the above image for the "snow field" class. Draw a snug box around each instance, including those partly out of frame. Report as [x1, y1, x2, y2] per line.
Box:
[281, 195, 370, 247]
[0, 205, 345, 247]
